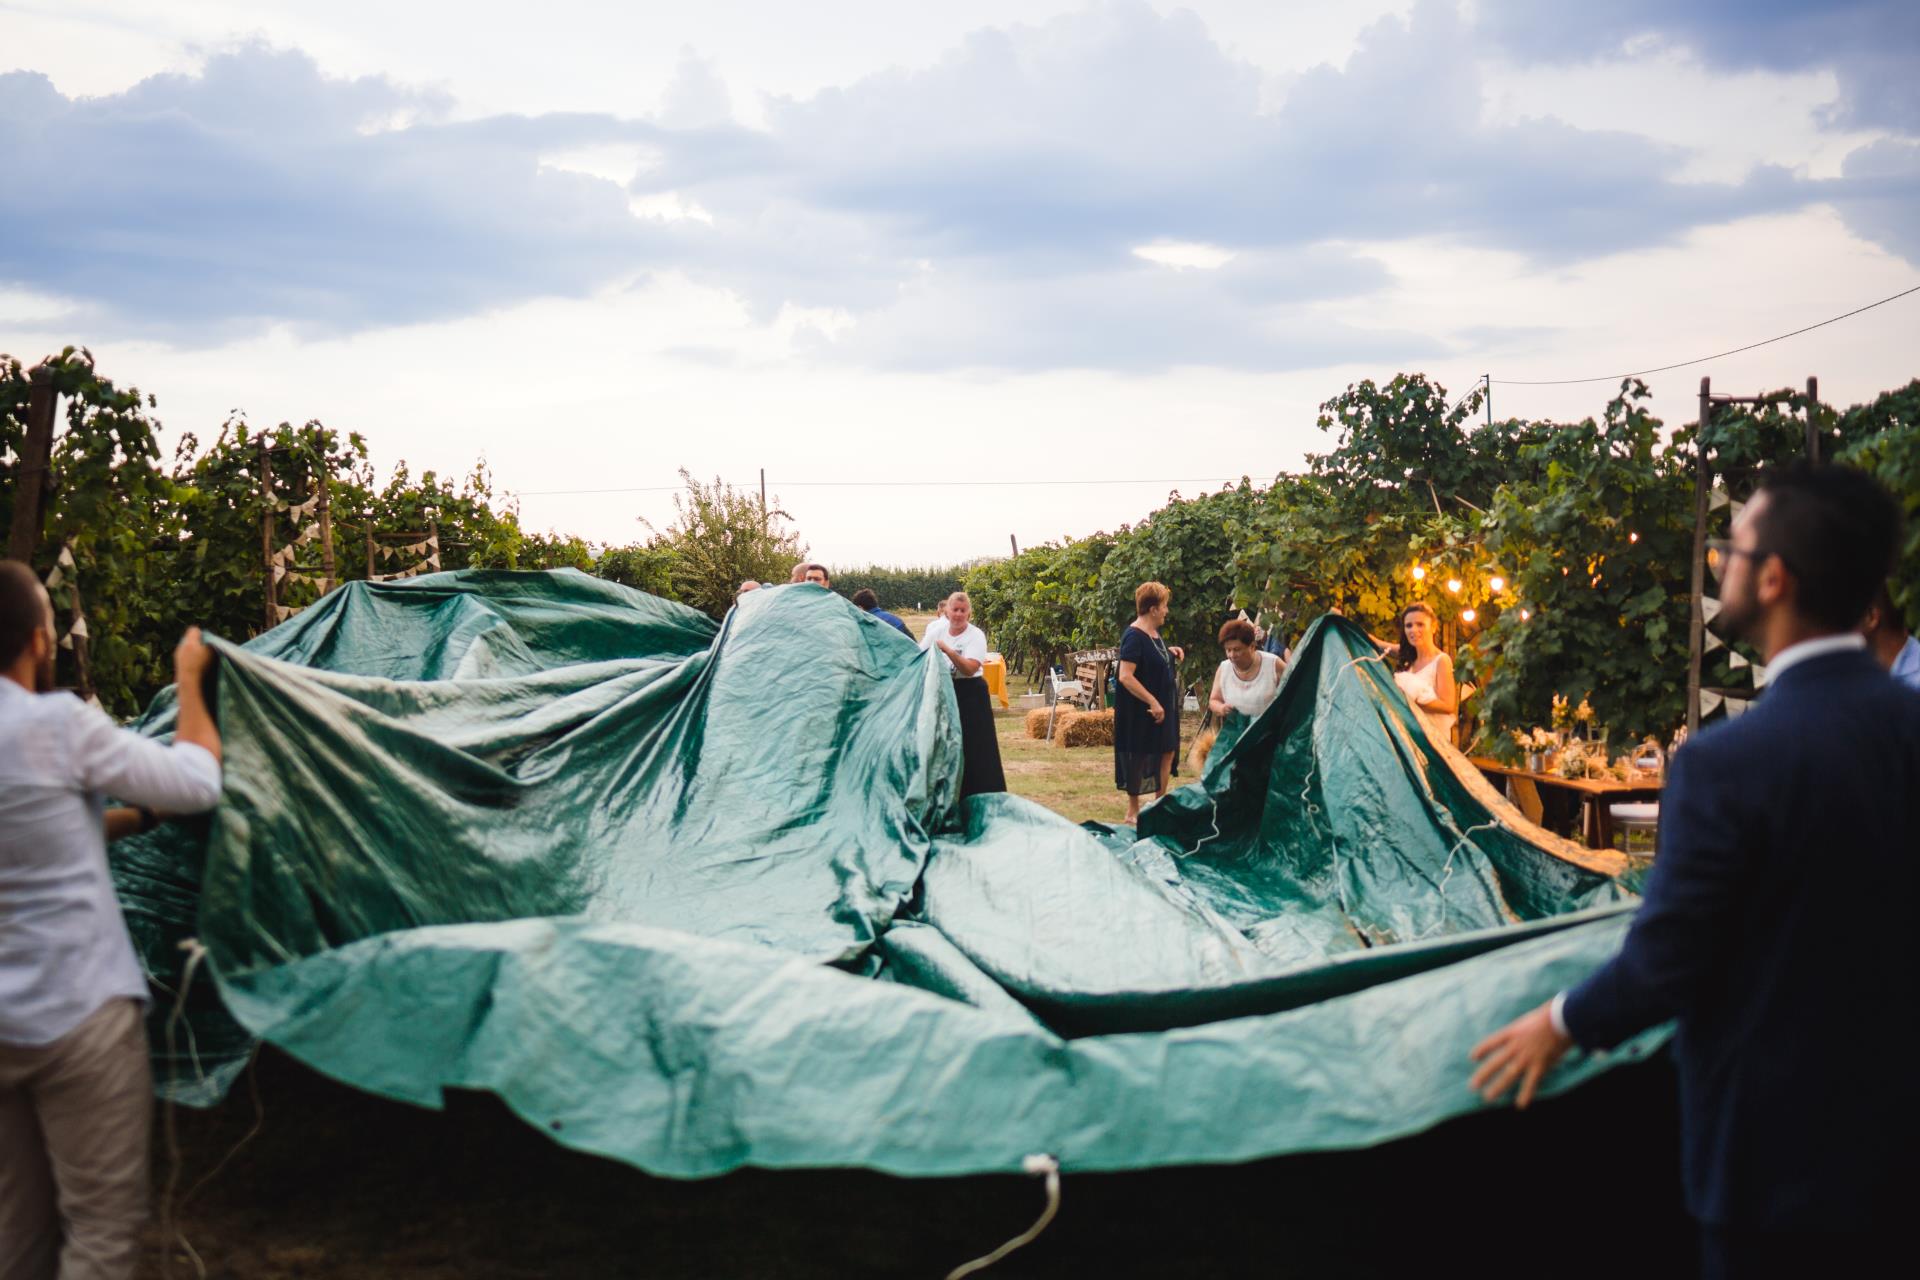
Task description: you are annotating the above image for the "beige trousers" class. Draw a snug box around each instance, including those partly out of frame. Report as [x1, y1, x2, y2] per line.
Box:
[0, 999, 152, 1280]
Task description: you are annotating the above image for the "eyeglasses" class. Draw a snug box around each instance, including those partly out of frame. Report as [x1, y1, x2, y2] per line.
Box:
[1704, 539, 1768, 583]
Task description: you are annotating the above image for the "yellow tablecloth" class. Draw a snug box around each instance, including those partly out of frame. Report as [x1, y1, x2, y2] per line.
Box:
[982, 654, 1009, 709]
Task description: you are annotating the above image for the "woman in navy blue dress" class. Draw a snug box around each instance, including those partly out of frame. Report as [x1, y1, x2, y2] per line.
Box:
[1113, 580, 1185, 824]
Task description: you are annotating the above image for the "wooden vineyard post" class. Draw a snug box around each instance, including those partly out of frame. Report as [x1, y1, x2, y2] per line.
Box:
[314, 469, 336, 592]
[1805, 376, 1820, 463]
[260, 439, 277, 632]
[1686, 377, 1713, 737]
[6, 365, 57, 564]
[365, 515, 376, 580]
[428, 517, 440, 573]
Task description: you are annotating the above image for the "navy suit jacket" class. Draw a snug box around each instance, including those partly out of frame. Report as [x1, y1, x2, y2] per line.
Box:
[1563, 647, 1920, 1229]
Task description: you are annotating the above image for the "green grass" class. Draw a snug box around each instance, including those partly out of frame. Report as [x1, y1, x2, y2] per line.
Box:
[993, 708, 1207, 825]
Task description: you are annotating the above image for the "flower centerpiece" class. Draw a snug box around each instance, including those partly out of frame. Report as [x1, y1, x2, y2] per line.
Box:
[1511, 727, 1555, 773]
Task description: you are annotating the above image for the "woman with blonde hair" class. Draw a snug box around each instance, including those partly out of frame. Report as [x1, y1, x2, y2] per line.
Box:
[1114, 581, 1185, 823]
[922, 591, 1006, 799]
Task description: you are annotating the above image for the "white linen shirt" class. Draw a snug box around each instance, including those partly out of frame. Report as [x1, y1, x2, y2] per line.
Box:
[921, 621, 989, 678]
[0, 680, 222, 1046]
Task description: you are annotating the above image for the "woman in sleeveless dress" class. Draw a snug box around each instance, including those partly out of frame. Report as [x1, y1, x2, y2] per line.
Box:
[1391, 602, 1458, 744]
[1206, 618, 1284, 754]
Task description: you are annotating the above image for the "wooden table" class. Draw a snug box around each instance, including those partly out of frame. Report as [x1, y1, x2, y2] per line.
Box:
[1469, 757, 1663, 850]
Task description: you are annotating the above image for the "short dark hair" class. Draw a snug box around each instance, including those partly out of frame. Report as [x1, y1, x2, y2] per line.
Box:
[851, 588, 878, 610]
[1218, 618, 1256, 647]
[0, 560, 50, 669]
[1750, 464, 1902, 631]
[1866, 582, 1907, 636]
[1135, 581, 1168, 616]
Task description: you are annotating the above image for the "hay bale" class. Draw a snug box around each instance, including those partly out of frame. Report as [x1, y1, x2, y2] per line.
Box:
[1058, 708, 1115, 748]
[1024, 707, 1054, 740]
[1185, 724, 1218, 774]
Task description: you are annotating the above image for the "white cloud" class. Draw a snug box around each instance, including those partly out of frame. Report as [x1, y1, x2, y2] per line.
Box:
[1133, 241, 1237, 269]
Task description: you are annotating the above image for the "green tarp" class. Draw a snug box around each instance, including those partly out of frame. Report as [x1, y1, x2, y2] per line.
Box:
[115, 570, 1664, 1177]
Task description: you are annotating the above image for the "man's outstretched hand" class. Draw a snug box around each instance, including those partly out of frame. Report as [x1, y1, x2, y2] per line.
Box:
[1469, 1001, 1574, 1110]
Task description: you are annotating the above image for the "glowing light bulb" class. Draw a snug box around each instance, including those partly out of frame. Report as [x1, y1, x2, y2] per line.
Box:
[1461, 608, 1477, 623]
[1520, 608, 1532, 622]
[1446, 577, 1462, 594]
[1628, 531, 1639, 543]
[1488, 575, 1506, 593]
[1410, 564, 1426, 581]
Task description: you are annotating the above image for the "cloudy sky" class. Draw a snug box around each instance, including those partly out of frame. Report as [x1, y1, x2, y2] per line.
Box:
[3, 1, 1917, 565]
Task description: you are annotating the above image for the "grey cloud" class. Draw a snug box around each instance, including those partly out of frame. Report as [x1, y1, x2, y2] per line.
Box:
[0, 45, 675, 341]
[1, 4, 1911, 372]
[1472, 0, 1920, 133]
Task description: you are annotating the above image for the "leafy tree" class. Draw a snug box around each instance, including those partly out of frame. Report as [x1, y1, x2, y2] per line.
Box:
[644, 470, 806, 617]
[826, 564, 970, 611]
[1475, 382, 1696, 750]
[1, 348, 180, 714]
[593, 542, 681, 598]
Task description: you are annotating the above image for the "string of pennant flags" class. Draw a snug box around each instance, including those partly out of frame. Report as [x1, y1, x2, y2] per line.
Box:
[40, 543, 102, 708]
[369, 531, 440, 583]
[1700, 481, 1767, 720]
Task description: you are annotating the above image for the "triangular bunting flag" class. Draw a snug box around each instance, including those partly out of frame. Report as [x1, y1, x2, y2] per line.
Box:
[424, 552, 440, 570]
[57, 544, 76, 569]
[1701, 689, 1723, 715]
[1702, 597, 1721, 622]
[1752, 663, 1772, 688]
[1704, 631, 1723, 652]
[1709, 488, 1729, 511]
[272, 563, 287, 584]
[1730, 499, 1745, 521]
[1723, 697, 1750, 718]
[1728, 651, 1749, 669]
[44, 565, 64, 590]
[69, 615, 88, 640]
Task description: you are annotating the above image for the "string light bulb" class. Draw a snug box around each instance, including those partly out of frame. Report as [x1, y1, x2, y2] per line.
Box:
[1629, 531, 1640, 544]
[1520, 608, 1532, 621]
[1410, 564, 1427, 581]
[1488, 574, 1506, 593]
[1446, 577, 1462, 594]
[1461, 608, 1477, 623]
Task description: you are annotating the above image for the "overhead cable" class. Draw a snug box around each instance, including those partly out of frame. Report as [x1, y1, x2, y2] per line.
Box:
[1490, 282, 1920, 387]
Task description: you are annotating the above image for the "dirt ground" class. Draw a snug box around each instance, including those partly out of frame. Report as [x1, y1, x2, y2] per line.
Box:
[137, 1047, 1688, 1279]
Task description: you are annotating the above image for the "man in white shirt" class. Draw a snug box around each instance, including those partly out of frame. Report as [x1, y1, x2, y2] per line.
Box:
[0, 560, 224, 1280]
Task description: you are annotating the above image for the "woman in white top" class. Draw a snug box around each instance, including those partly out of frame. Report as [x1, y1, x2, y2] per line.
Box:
[1391, 602, 1458, 743]
[922, 592, 1006, 798]
[1208, 618, 1284, 723]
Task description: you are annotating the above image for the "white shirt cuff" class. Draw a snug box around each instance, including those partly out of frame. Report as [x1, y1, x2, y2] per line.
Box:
[1548, 991, 1571, 1040]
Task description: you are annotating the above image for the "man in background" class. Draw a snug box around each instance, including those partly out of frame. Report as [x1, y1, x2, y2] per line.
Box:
[851, 588, 910, 635]
[1470, 466, 1918, 1275]
[1862, 582, 1920, 688]
[0, 560, 226, 1280]
[802, 564, 830, 587]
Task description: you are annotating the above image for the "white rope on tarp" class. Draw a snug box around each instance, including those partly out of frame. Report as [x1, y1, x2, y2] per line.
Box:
[159, 938, 210, 1280]
[944, 1154, 1062, 1280]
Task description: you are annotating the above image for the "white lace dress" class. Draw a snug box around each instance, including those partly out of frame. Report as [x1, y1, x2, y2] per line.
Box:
[1216, 651, 1283, 720]
[1394, 653, 1456, 740]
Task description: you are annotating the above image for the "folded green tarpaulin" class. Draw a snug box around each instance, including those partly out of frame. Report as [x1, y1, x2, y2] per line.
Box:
[114, 570, 1663, 1177]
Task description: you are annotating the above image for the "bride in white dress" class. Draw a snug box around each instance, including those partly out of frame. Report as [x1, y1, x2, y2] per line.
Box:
[1390, 602, 1458, 743]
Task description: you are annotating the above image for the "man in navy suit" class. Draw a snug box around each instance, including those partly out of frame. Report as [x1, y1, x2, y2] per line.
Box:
[1470, 465, 1917, 1276]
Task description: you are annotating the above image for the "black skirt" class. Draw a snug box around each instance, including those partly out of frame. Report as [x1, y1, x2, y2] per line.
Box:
[952, 676, 1007, 799]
